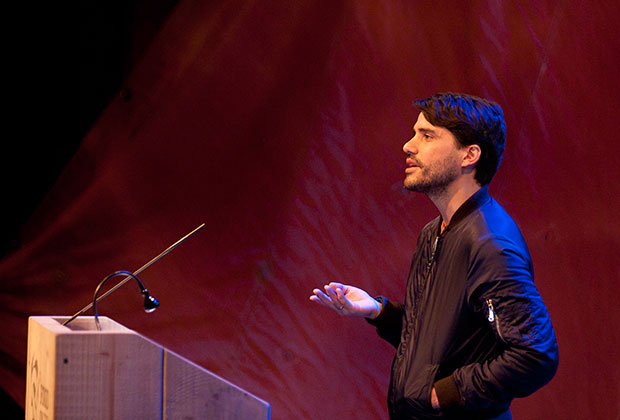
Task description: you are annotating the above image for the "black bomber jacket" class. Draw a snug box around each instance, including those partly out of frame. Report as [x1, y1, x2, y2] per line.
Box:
[368, 186, 559, 419]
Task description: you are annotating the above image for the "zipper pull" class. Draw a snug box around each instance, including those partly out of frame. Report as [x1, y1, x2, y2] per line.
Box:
[486, 298, 495, 322]
[426, 236, 440, 271]
[432, 236, 439, 254]
[486, 298, 506, 342]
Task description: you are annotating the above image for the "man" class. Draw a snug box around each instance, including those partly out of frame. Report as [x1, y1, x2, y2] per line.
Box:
[310, 93, 558, 419]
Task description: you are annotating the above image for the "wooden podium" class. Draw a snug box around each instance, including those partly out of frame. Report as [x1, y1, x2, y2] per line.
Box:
[26, 316, 270, 419]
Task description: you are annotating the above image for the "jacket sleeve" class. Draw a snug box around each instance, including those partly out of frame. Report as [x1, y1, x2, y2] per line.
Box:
[366, 296, 403, 349]
[434, 239, 559, 413]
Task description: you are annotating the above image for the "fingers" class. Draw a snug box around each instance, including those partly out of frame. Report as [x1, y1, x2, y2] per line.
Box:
[309, 287, 339, 308]
[310, 288, 331, 306]
[328, 282, 346, 290]
[325, 285, 346, 309]
[309, 285, 349, 314]
[335, 287, 349, 306]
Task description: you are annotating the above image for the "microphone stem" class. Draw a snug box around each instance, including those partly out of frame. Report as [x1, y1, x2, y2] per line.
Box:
[62, 223, 205, 326]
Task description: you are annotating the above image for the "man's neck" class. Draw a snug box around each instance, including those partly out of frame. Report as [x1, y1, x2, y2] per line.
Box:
[428, 178, 482, 227]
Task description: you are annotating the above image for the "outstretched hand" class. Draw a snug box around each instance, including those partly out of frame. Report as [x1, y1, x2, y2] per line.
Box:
[309, 282, 381, 319]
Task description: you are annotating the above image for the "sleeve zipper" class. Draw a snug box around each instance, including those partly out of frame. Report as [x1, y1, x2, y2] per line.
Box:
[486, 298, 506, 343]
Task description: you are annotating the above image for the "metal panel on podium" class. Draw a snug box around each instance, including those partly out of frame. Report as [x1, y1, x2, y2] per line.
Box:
[25, 316, 270, 419]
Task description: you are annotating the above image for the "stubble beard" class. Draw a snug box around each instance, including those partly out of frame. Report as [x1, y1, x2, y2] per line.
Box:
[403, 155, 461, 197]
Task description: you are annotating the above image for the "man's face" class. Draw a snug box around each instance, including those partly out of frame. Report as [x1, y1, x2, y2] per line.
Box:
[402, 112, 464, 195]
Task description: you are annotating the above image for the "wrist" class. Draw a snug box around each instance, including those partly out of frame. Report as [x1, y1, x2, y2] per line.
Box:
[368, 297, 382, 319]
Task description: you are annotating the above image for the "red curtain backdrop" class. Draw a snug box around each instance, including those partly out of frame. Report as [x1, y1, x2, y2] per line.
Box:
[2, 1, 619, 418]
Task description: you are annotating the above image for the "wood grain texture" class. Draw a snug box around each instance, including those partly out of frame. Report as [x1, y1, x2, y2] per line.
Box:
[164, 350, 270, 420]
[26, 316, 269, 419]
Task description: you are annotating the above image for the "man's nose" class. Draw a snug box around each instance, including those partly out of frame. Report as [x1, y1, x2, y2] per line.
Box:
[403, 137, 417, 155]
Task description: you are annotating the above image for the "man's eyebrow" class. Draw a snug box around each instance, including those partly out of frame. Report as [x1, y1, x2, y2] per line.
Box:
[413, 126, 437, 134]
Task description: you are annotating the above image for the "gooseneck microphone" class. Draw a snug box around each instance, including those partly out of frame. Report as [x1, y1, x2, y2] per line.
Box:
[92, 270, 159, 330]
[62, 223, 205, 328]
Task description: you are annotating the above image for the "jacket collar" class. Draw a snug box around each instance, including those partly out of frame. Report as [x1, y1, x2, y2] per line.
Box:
[440, 185, 490, 233]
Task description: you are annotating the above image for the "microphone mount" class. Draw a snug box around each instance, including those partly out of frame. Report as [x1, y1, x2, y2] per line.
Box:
[92, 270, 159, 331]
[62, 223, 205, 327]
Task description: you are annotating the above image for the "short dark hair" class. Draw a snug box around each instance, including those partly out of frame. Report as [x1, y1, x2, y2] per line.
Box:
[413, 92, 506, 186]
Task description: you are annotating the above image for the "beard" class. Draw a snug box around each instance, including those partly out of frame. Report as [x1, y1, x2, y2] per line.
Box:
[404, 154, 461, 196]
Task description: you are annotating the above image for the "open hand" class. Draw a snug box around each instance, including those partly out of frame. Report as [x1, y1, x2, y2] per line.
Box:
[309, 282, 381, 319]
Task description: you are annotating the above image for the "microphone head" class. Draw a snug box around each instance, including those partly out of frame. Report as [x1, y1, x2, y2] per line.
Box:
[143, 292, 160, 313]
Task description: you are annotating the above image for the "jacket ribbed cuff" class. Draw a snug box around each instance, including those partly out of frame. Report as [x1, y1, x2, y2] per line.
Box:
[434, 374, 461, 411]
[365, 296, 388, 325]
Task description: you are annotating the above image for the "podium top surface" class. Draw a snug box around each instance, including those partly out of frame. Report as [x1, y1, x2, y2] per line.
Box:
[30, 316, 135, 334]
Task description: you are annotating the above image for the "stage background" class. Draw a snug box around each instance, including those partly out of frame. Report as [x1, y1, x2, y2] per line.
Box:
[2, 1, 619, 418]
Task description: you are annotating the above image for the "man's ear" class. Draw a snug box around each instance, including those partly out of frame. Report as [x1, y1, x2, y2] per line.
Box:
[462, 144, 481, 168]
